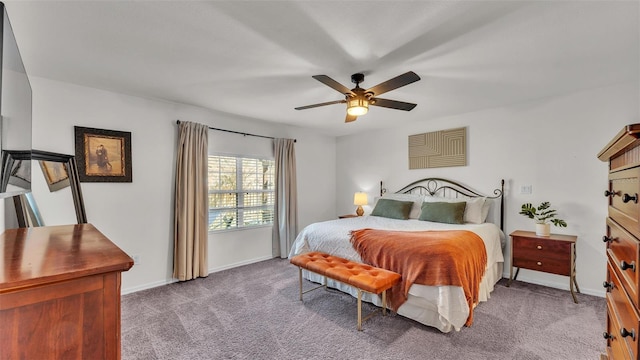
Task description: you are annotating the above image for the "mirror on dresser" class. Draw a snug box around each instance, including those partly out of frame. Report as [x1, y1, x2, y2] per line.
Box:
[0, 4, 87, 230]
[1, 2, 33, 231]
[0, 2, 32, 199]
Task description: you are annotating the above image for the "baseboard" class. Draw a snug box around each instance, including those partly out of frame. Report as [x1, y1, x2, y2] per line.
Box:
[121, 255, 274, 295]
[208, 255, 274, 274]
[121, 278, 178, 295]
[501, 271, 605, 298]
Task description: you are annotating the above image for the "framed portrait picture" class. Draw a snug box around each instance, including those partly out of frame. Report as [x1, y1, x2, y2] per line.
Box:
[74, 126, 132, 182]
[39, 160, 70, 192]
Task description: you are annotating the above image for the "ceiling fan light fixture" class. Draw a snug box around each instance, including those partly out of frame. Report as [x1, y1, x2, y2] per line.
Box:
[347, 97, 369, 116]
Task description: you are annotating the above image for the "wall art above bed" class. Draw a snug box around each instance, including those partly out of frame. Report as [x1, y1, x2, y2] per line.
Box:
[408, 127, 466, 169]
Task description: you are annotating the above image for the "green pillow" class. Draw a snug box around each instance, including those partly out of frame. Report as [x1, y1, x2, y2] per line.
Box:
[419, 201, 466, 224]
[370, 199, 414, 220]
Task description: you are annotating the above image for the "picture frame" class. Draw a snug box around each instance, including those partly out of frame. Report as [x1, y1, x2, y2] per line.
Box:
[39, 160, 70, 192]
[74, 126, 132, 182]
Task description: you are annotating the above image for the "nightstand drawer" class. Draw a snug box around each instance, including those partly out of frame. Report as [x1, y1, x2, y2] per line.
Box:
[609, 167, 640, 239]
[512, 236, 571, 263]
[607, 260, 640, 359]
[512, 257, 570, 276]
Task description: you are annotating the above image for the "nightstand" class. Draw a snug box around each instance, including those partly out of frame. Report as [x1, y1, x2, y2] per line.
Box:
[339, 214, 358, 219]
[508, 230, 580, 303]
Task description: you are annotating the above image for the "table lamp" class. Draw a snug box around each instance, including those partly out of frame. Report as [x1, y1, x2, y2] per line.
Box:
[353, 192, 368, 216]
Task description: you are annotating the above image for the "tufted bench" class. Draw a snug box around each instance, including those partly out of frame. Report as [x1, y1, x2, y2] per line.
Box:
[290, 251, 401, 331]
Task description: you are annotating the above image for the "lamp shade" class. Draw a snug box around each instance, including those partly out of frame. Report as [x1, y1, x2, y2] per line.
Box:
[353, 192, 368, 206]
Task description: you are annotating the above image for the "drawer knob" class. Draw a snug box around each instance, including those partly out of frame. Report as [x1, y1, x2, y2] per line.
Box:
[620, 328, 636, 340]
[537, 261, 542, 266]
[603, 332, 614, 340]
[536, 245, 542, 250]
[622, 193, 638, 203]
[602, 236, 614, 243]
[620, 260, 636, 272]
[602, 281, 614, 291]
[604, 190, 618, 197]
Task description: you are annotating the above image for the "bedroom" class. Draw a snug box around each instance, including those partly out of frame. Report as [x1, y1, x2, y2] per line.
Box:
[0, 0, 638, 359]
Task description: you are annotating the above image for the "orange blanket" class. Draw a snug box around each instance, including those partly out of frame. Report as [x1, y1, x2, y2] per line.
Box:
[350, 228, 487, 326]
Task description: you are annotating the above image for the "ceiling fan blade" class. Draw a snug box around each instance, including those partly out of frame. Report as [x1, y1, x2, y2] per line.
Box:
[345, 114, 358, 123]
[295, 99, 346, 110]
[312, 75, 355, 95]
[365, 71, 420, 97]
[370, 97, 417, 111]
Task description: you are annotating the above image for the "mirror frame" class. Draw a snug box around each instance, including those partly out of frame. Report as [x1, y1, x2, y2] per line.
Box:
[1, 149, 87, 227]
[0, 149, 30, 197]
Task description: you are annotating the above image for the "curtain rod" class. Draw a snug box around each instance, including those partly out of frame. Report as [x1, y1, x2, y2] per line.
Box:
[176, 120, 296, 143]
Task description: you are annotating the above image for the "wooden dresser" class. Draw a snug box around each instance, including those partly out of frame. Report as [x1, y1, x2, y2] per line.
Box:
[0, 224, 133, 359]
[598, 124, 640, 360]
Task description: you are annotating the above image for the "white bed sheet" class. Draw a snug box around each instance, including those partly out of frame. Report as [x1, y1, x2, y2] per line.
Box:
[288, 216, 505, 333]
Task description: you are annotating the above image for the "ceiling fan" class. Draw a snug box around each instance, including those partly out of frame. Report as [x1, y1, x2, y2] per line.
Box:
[295, 71, 421, 123]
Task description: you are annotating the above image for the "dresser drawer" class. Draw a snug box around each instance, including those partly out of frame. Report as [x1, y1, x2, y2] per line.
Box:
[512, 236, 571, 276]
[607, 261, 640, 359]
[607, 218, 640, 307]
[606, 300, 633, 360]
[609, 168, 640, 239]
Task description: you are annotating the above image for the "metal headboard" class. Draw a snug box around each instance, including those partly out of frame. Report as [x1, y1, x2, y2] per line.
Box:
[380, 177, 505, 231]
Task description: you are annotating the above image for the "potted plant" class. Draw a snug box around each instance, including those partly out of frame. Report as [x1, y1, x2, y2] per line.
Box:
[519, 202, 567, 236]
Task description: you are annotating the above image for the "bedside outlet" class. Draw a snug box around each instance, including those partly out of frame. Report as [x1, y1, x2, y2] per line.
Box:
[132, 255, 141, 265]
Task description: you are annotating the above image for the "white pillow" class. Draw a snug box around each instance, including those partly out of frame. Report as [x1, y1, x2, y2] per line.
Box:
[379, 193, 424, 219]
[423, 195, 487, 224]
[463, 197, 486, 224]
[481, 199, 492, 223]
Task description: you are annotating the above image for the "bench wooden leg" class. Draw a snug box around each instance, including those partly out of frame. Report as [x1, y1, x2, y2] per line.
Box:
[298, 267, 303, 301]
[381, 290, 387, 316]
[357, 289, 363, 331]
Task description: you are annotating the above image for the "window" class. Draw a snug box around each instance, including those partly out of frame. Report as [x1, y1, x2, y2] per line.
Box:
[208, 155, 275, 231]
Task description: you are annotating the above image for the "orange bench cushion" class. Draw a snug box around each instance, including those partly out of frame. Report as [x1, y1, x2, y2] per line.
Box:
[290, 251, 401, 294]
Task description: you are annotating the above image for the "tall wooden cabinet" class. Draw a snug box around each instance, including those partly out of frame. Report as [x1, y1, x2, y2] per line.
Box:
[598, 124, 640, 360]
[0, 224, 133, 359]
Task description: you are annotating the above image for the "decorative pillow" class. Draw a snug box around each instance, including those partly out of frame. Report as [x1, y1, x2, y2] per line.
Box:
[423, 195, 487, 224]
[463, 197, 486, 224]
[378, 193, 424, 219]
[481, 199, 492, 223]
[370, 198, 414, 220]
[419, 201, 467, 224]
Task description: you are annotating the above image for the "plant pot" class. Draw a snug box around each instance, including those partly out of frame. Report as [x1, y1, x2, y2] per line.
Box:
[536, 223, 551, 237]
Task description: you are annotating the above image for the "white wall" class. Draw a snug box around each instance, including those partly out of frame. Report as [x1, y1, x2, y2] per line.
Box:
[27, 76, 336, 293]
[336, 82, 639, 297]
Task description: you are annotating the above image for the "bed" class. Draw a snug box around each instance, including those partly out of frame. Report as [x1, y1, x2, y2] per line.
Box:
[288, 178, 505, 333]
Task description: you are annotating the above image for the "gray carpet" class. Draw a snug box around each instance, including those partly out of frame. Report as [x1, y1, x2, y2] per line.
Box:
[121, 258, 605, 360]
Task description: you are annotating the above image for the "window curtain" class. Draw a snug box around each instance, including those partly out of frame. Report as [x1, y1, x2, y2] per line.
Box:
[272, 138, 298, 258]
[174, 121, 209, 281]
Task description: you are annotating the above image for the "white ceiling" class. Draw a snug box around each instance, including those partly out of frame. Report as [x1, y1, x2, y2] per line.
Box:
[4, 1, 639, 137]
